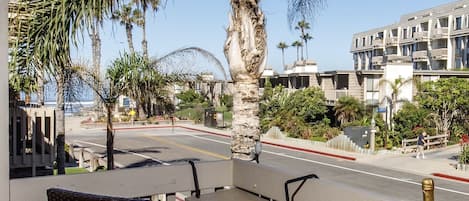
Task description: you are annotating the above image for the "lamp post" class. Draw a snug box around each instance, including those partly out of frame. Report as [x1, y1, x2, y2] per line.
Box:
[370, 115, 376, 152]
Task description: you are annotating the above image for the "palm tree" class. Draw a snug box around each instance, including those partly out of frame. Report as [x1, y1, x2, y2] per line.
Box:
[334, 96, 364, 126]
[9, 0, 118, 174]
[133, 0, 163, 60]
[225, 0, 325, 160]
[301, 33, 313, 59]
[291, 40, 303, 62]
[379, 77, 414, 131]
[111, 3, 143, 54]
[295, 20, 310, 61]
[277, 42, 289, 70]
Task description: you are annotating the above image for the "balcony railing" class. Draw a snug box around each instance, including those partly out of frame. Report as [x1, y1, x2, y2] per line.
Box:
[372, 38, 383, 48]
[412, 50, 428, 61]
[371, 56, 384, 65]
[9, 160, 382, 201]
[386, 54, 412, 63]
[385, 37, 398, 46]
[413, 31, 429, 41]
[431, 27, 449, 38]
[431, 48, 448, 60]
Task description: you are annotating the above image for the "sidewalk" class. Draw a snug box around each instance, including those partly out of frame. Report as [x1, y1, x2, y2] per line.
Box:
[67, 117, 469, 183]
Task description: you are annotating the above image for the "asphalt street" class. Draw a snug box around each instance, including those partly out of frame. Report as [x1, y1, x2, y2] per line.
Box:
[67, 127, 469, 201]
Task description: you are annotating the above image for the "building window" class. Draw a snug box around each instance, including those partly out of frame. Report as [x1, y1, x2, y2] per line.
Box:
[336, 74, 349, 90]
[355, 39, 358, 48]
[456, 17, 462, 30]
[377, 32, 384, 39]
[411, 26, 416, 37]
[403, 28, 408, 39]
[362, 37, 366, 47]
[366, 76, 379, 105]
[402, 46, 408, 56]
[439, 17, 449, 27]
[392, 29, 398, 37]
[370, 36, 373, 45]
[420, 22, 429, 31]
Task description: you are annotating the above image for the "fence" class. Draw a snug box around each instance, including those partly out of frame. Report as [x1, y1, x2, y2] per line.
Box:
[9, 107, 56, 176]
[401, 134, 448, 153]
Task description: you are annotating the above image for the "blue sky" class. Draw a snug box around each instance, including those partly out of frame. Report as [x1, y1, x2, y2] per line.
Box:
[72, 0, 455, 79]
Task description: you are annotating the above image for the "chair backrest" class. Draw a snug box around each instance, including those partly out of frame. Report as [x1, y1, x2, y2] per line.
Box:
[47, 188, 144, 201]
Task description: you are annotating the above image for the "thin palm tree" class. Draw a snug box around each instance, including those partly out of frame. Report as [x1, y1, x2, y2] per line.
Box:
[291, 40, 303, 62]
[301, 33, 313, 60]
[277, 42, 289, 70]
[112, 3, 143, 54]
[9, 0, 119, 174]
[334, 96, 364, 126]
[225, 0, 325, 160]
[379, 77, 414, 131]
[133, 0, 163, 60]
[295, 20, 310, 61]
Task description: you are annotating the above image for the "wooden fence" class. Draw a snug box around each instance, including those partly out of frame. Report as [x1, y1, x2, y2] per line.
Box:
[9, 107, 56, 176]
[402, 134, 448, 153]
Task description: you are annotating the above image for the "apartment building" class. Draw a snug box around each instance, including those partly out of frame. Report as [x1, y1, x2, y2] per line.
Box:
[351, 0, 469, 70]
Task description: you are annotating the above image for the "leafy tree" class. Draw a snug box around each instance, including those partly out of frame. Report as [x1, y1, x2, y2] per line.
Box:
[285, 87, 327, 123]
[9, 0, 119, 174]
[334, 96, 364, 127]
[393, 102, 430, 140]
[176, 89, 208, 109]
[416, 77, 469, 137]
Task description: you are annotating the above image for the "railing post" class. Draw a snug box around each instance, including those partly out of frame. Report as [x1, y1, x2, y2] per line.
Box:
[0, 1, 10, 200]
[422, 178, 434, 201]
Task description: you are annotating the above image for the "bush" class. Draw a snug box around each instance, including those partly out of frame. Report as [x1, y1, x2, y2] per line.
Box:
[175, 105, 205, 124]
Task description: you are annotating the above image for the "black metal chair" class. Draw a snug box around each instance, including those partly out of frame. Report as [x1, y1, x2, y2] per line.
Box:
[47, 188, 145, 201]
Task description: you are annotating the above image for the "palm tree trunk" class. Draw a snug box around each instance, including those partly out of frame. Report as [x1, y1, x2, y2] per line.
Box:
[55, 71, 66, 175]
[300, 45, 304, 61]
[37, 68, 44, 106]
[91, 20, 102, 114]
[305, 40, 308, 60]
[296, 47, 300, 61]
[106, 103, 114, 170]
[125, 24, 135, 54]
[281, 49, 286, 70]
[142, 11, 149, 60]
[225, 0, 267, 160]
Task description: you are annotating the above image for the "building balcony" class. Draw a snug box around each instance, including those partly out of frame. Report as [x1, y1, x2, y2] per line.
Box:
[400, 37, 414, 44]
[431, 27, 449, 39]
[371, 56, 384, 66]
[413, 31, 429, 41]
[372, 38, 384, 48]
[430, 48, 448, 60]
[9, 160, 383, 201]
[412, 50, 428, 62]
[386, 54, 412, 63]
[385, 37, 398, 46]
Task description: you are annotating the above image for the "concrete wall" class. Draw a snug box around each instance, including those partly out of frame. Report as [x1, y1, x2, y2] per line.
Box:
[321, 77, 336, 100]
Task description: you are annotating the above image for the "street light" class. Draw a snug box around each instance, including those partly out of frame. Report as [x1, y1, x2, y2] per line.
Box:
[370, 115, 376, 152]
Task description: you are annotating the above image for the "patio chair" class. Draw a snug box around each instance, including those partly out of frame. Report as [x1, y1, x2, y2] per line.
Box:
[47, 188, 145, 201]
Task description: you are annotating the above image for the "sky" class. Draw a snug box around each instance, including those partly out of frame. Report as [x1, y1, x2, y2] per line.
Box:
[72, 0, 456, 79]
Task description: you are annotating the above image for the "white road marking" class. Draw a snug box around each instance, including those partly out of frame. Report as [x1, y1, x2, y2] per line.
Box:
[175, 132, 469, 196]
[74, 140, 171, 166]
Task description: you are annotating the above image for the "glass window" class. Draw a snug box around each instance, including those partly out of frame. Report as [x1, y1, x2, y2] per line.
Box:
[362, 37, 366, 46]
[336, 74, 349, 90]
[456, 17, 462, 30]
[403, 28, 408, 39]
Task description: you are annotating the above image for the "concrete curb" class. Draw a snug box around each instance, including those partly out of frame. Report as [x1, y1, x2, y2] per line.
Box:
[432, 173, 469, 183]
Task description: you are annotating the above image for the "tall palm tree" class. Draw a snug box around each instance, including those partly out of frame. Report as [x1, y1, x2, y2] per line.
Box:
[334, 96, 364, 126]
[291, 40, 303, 62]
[301, 33, 313, 59]
[133, 0, 163, 60]
[9, 0, 118, 174]
[112, 3, 143, 54]
[295, 20, 310, 61]
[277, 42, 289, 70]
[225, 0, 325, 160]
